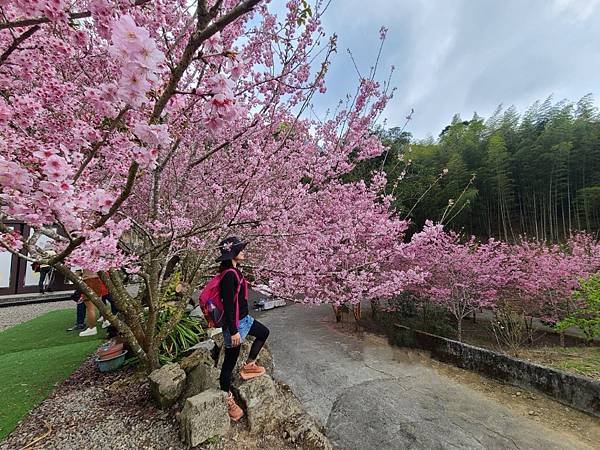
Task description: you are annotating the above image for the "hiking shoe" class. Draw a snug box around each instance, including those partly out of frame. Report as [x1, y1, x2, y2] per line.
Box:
[67, 324, 85, 332]
[79, 327, 98, 337]
[227, 393, 244, 421]
[240, 361, 266, 380]
[102, 320, 111, 329]
[97, 316, 104, 323]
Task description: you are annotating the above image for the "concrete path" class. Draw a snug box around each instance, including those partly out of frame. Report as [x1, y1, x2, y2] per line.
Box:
[258, 304, 592, 450]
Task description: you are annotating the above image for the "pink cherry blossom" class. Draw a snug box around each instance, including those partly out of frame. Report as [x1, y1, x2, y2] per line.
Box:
[91, 189, 115, 214]
[0, 230, 23, 251]
[42, 155, 70, 181]
[33, 148, 59, 160]
[133, 123, 171, 147]
[204, 31, 224, 54]
[111, 14, 150, 55]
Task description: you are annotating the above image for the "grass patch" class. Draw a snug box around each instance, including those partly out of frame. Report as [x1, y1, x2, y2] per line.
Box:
[0, 309, 104, 440]
[518, 347, 600, 380]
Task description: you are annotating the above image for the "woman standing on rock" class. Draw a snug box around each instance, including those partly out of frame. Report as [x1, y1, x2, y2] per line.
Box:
[217, 236, 270, 421]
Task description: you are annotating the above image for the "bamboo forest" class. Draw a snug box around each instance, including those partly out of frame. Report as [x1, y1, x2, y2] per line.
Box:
[370, 94, 600, 241]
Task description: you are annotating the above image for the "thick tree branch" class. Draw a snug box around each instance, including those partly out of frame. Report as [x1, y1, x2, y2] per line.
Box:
[150, 0, 262, 123]
[0, 0, 151, 31]
[73, 107, 130, 183]
[0, 25, 39, 65]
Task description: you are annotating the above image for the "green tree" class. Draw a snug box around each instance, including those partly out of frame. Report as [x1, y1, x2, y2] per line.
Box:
[485, 133, 514, 240]
[557, 274, 600, 343]
[370, 95, 600, 240]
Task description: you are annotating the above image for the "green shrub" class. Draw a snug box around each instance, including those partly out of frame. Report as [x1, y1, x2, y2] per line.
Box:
[380, 292, 455, 338]
[557, 274, 600, 343]
[157, 304, 205, 364]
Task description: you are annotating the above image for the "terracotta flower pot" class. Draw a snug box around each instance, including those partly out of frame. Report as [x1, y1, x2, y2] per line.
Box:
[97, 342, 124, 361]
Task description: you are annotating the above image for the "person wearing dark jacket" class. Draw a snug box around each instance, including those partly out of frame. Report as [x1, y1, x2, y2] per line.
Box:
[217, 236, 270, 421]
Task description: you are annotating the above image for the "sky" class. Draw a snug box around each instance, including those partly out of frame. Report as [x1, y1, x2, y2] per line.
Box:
[310, 0, 600, 139]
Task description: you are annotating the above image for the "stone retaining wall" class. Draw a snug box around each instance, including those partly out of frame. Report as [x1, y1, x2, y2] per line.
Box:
[394, 323, 600, 418]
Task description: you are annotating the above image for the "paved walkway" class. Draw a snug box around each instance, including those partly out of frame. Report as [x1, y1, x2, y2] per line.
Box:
[258, 304, 592, 450]
[0, 300, 73, 332]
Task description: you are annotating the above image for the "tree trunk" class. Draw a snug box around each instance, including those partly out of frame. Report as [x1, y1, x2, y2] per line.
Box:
[146, 343, 161, 371]
[524, 316, 534, 346]
[370, 300, 378, 320]
[352, 303, 361, 322]
[332, 305, 342, 323]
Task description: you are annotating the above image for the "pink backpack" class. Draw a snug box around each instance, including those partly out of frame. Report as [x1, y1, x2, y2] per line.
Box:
[199, 269, 248, 328]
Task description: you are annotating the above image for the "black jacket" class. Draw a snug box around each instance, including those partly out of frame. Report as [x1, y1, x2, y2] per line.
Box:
[220, 268, 248, 334]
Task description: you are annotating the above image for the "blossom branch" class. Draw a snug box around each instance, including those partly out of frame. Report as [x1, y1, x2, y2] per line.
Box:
[0, 25, 39, 66]
[0, 0, 152, 31]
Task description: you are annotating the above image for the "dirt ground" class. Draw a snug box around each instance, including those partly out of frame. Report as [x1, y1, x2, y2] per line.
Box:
[344, 315, 600, 449]
[0, 357, 319, 450]
[429, 353, 600, 447]
[517, 346, 600, 379]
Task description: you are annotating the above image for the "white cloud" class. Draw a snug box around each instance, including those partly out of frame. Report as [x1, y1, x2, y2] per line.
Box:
[552, 0, 600, 21]
[314, 0, 600, 138]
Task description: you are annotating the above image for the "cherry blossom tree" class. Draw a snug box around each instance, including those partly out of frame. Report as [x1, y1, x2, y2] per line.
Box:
[0, 1, 411, 369]
[407, 221, 508, 341]
[404, 223, 599, 345]
[521, 234, 600, 345]
[252, 174, 426, 318]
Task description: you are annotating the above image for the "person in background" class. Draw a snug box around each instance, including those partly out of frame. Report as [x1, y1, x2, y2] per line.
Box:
[38, 244, 56, 294]
[66, 289, 86, 332]
[97, 288, 117, 330]
[78, 269, 114, 337]
[69, 270, 116, 332]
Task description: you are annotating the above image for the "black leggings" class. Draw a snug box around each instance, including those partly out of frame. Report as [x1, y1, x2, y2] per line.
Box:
[219, 319, 269, 392]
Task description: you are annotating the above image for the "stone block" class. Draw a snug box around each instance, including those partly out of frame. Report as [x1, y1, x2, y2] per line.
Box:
[179, 389, 230, 447]
[180, 343, 216, 372]
[148, 363, 186, 409]
[183, 362, 220, 399]
[234, 375, 281, 433]
[217, 338, 274, 377]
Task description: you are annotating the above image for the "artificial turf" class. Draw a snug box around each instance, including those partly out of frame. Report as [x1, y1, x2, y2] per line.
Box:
[0, 309, 104, 440]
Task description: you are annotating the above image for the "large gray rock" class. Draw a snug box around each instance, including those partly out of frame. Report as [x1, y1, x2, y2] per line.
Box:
[274, 382, 332, 449]
[148, 363, 186, 409]
[185, 338, 216, 356]
[180, 342, 216, 372]
[233, 375, 281, 433]
[283, 412, 333, 450]
[207, 327, 222, 339]
[179, 389, 230, 447]
[183, 362, 220, 399]
[179, 341, 220, 399]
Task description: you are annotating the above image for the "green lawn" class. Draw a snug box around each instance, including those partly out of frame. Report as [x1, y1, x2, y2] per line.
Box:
[519, 346, 600, 380]
[0, 309, 105, 440]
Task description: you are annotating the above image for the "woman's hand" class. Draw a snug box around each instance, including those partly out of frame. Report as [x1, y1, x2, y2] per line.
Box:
[231, 332, 241, 347]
